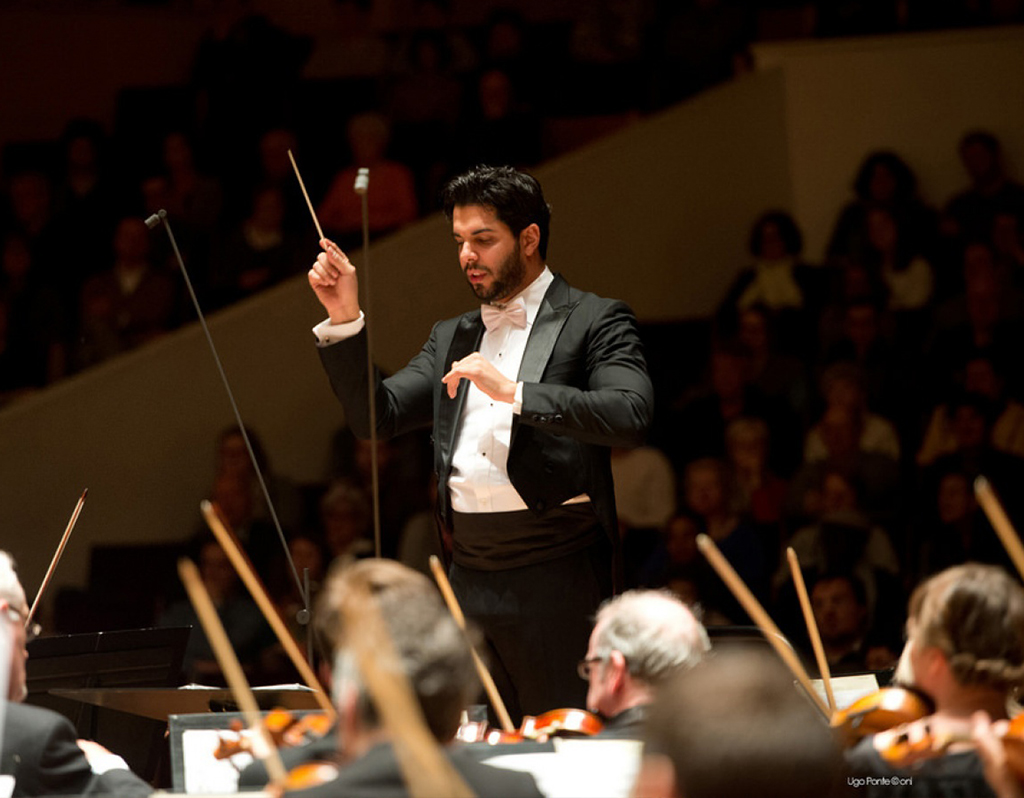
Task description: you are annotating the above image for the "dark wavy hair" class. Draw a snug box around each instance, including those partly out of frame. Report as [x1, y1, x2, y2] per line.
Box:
[441, 165, 551, 259]
[852, 150, 918, 203]
[747, 210, 803, 258]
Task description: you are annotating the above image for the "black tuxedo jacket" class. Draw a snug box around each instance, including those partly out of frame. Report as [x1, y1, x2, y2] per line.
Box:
[0, 702, 152, 797]
[319, 273, 654, 546]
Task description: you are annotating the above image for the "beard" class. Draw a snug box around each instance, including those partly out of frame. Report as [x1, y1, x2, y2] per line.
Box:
[467, 241, 525, 304]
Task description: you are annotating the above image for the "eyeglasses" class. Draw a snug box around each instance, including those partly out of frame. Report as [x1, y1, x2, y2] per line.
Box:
[4, 606, 41, 643]
[577, 656, 605, 681]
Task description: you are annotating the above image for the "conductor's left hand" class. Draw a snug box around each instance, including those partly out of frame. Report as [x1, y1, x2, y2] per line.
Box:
[442, 353, 517, 402]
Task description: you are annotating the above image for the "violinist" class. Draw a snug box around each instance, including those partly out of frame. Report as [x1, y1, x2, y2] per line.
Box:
[0, 551, 153, 797]
[845, 562, 1024, 797]
[247, 558, 544, 798]
[581, 590, 709, 739]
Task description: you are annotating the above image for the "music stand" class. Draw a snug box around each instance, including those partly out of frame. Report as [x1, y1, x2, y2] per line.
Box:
[168, 709, 322, 794]
[26, 626, 190, 783]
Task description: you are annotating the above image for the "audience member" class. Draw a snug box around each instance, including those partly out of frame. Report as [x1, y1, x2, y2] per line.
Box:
[0, 234, 66, 391]
[611, 444, 677, 587]
[725, 416, 789, 540]
[208, 185, 304, 307]
[776, 468, 902, 646]
[452, 67, 542, 174]
[718, 210, 825, 358]
[810, 571, 897, 674]
[51, 118, 119, 284]
[77, 216, 176, 367]
[735, 304, 812, 422]
[803, 362, 901, 464]
[917, 355, 1024, 466]
[943, 130, 1024, 246]
[213, 424, 305, 540]
[826, 149, 937, 264]
[683, 457, 768, 623]
[666, 341, 800, 477]
[912, 467, 1005, 582]
[317, 112, 418, 249]
[158, 535, 276, 685]
[318, 478, 375, 563]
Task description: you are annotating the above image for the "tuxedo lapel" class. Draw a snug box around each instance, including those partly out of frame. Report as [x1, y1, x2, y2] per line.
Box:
[436, 312, 484, 465]
[518, 274, 575, 384]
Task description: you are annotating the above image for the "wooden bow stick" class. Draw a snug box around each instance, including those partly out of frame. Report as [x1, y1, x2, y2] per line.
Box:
[201, 500, 336, 720]
[428, 555, 515, 733]
[26, 488, 87, 628]
[178, 557, 288, 787]
[696, 534, 830, 718]
[975, 476, 1024, 583]
[787, 547, 836, 715]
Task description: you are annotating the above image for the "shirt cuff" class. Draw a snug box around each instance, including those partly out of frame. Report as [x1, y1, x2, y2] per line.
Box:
[312, 311, 365, 347]
[88, 753, 130, 775]
[512, 382, 524, 414]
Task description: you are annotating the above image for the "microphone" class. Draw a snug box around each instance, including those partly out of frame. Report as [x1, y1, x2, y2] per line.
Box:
[144, 209, 167, 230]
[353, 167, 369, 195]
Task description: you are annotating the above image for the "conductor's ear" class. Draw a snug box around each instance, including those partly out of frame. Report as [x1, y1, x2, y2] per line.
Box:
[519, 224, 541, 258]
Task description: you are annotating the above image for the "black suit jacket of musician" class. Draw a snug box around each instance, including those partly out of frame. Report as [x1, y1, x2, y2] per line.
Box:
[318, 273, 654, 554]
[1, 702, 152, 797]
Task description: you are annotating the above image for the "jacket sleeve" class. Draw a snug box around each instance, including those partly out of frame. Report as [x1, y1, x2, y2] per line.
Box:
[518, 300, 653, 448]
[318, 324, 438, 440]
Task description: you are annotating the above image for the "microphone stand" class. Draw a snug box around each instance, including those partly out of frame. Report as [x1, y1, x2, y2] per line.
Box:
[353, 168, 382, 560]
[144, 210, 313, 632]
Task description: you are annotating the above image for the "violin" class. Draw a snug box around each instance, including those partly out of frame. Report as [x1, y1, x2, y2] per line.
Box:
[215, 709, 333, 761]
[829, 686, 933, 747]
[876, 711, 1024, 780]
[457, 707, 604, 744]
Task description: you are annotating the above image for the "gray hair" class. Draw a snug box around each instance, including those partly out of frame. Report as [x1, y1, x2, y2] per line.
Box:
[0, 552, 25, 610]
[592, 589, 710, 685]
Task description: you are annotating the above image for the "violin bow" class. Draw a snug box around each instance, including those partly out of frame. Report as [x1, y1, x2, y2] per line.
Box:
[786, 547, 837, 716]
[428, 555, 516, 733]
[288, 152, 382, 558]
[696, 534, 830, 718]
[974, 476, 1024, 583]
[177, 557, 288, 788]
[202, 500, 336, 720]
[339, 568, 475, 798]
[26, 488, 87, 628]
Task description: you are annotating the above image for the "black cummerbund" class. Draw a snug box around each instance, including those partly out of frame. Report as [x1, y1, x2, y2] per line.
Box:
[451, 503, 602, 571]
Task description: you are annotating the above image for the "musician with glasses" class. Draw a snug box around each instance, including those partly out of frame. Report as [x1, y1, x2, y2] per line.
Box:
[0, 550, 152, 797]
[579, 590, 709, 739]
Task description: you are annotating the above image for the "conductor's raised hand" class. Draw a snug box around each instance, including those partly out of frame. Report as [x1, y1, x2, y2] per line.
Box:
[442, 353, 517, 402]
[308, 238, 361, 324]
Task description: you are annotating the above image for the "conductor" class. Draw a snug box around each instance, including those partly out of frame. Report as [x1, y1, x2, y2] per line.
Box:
[308, 164, 654, 721]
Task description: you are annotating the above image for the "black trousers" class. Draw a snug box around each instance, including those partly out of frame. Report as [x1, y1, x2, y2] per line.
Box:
[448, 537, 612, 726]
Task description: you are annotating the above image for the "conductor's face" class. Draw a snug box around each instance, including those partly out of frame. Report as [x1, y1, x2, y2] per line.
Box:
[452, 204, 526, 304]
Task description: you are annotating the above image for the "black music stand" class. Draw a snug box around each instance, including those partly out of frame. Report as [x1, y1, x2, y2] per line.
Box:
[25, 626, 190, 784]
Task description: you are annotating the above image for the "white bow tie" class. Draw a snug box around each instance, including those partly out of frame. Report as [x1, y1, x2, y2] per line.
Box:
[481, 299, 527, 332]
